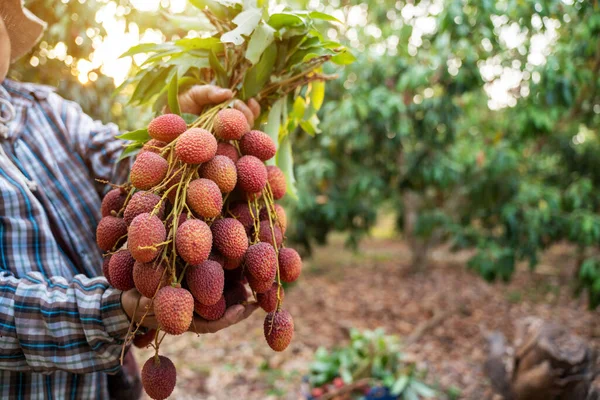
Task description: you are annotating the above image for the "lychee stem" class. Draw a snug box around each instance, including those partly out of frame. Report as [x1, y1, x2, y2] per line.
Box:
[261, 182, 284, 316]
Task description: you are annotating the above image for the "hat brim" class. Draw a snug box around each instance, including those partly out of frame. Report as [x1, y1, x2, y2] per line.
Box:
[1, 4, 46, 63]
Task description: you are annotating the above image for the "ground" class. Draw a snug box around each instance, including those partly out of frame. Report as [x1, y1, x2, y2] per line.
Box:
[135, 235, 600, 399]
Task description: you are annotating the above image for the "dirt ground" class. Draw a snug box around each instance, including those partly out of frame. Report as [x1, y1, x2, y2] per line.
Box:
[135, 236, 600, 399]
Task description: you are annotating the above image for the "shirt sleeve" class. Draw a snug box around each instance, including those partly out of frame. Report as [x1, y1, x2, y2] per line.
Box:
[47, 92, 132, 194]
[0, 270, 131, 374]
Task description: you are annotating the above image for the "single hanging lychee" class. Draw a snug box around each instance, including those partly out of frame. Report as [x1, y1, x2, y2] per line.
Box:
[141, 355, 177, 400]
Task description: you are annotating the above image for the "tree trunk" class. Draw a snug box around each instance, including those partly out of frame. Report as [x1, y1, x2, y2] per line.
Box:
[402, 191, 429, 272]
[485, 317, 599, 400]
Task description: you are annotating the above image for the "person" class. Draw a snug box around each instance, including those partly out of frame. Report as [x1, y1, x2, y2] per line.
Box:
[0, 1, 260, 398]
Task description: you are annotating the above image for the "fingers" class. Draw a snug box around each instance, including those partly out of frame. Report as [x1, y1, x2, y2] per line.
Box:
[233, 99, 255, 128]
[190, 302, 260, 334]
[179, 85, 233, 115]
[248, 98, 261, 119]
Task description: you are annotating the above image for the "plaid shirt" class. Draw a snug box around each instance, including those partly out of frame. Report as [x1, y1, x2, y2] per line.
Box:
[0, 79, 132, 399]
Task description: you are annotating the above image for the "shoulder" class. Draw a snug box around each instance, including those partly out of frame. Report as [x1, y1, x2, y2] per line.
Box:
[2, 79, 57, 102]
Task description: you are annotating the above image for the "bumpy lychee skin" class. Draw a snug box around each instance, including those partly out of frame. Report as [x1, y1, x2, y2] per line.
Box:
[133, 260, 169, 298]
[239, 130, 276, 161]
[175, 128, 217, 164]
[133, 329, 156, 349]
[148, 113, 187, 143]
[214, 108, 249, 140]
[216, 142, 239, 163]
[260, 204, 287, 234]
[229, 202, 258, 234]
[236, 155, 268, 194]
[186, 260, 224, 306]
[176, 220, 212, 265]
[200, 155, 237, 193]
[194, 295, 226, 321]
[266, 165, 287, 200]
[108, 249, 135, 291]
[186, 178, 223, 219]
[140, 139, 168, 155]
[130, 152, 169, 190]
[279, 248, 302, 283]
[258, 220, 283, 248]
[211, 218, 248, 259]
[224, 281, 249, 307]
[245, 242, 277, 283]
[128, 213, 166, 263]
[141, 355, 177, 400]
[154, 286, 194, 335]
[101, 188, 127, 217]
[246, 272, 273, 294]
[264, 309, 294, 352]
[96, 216, 127, 251]
[102, 256, 112, 285]
[124, 191, 165, 225]
[257, 283, 284, 313]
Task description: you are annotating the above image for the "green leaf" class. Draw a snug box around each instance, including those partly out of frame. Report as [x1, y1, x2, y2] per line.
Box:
[116, 129, 150, 141]
[175, 37, 224, 52]
[331, 50, 356, 65]
[241, 41, 277, 100]
[119, 43, 174, 58]
[411, 381, 436, 398]
[188, 0, 229, 18]
[268, 13, 305, 30]
[220, 8, 262, 45]
[118, 142, 143, 161]
[209, 50, 228, 88]
[168, 71, 181, 116]
[390, 376, 409, 395]
[310, 80, 325, 111]
[276, 134, 297, 200]
[160, 10, 215, 31]
[181, 113, 199, 125]
[245, 23, 276, 64]
[308, 11, 342, 24]
[263, 98, 283, 166]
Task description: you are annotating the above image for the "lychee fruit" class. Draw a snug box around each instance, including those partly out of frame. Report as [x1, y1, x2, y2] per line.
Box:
[186, 178, 223, 219]
[239, 130, 276, 161]
[214, 108, 249, 140]
[102, 256, 112, 285]
[245, 242, 277, 283]
[186, 260, 224, 306]
[140, 139, 167, 155]
[257, 283, 284, 313]
[175, 128, 217, 164]
[108, 249, 135, 291]
[154, 285, 194, 335]
[200, 155, 237, 193]
[216, 142, 240, 163]
[258, 220, 283, 248]
[147, 113, 187, 143]
[96, 216, 127, 251]
[194, 295, 226, 321]
[224, 281, 249, 307]
[264, 309, 294, 352]
[246, 272, 273, 294]
[130, 152, 169, 190]
[211, 218, 248, 259]
[128, 213, 166, 263]
[176, 219, 212, 265]
[101, 188, 127, 217]
[267, 165, 286, 200]
[229, 202, 259, 234]
[236, 155, 268, 194]
[133, 260, 169, 298]
[141, 355, 177, 400]
[260, 203, 287, 234]
[223, 256, 243, 271]
[133, 329, 156, 349]
[123, 191, 165, 225]
[279, 248, 302, 283]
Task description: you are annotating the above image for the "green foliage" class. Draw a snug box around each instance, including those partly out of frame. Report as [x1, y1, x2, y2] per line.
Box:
[308, 329, 434, 399]
[290, 0, 600, 307]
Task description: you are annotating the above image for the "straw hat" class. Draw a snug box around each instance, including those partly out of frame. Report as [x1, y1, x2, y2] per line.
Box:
[0, 0, 46, 62]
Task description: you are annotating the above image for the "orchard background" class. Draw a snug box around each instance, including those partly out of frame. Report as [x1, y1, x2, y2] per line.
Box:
[11, 0, 600, 398]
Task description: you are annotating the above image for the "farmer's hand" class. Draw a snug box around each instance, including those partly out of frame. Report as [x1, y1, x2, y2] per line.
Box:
[176, 85, 261, 128]
[121, 288, 259, 333]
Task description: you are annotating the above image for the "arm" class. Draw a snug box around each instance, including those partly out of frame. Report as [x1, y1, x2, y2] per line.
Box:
[0, 270, 130, 374]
